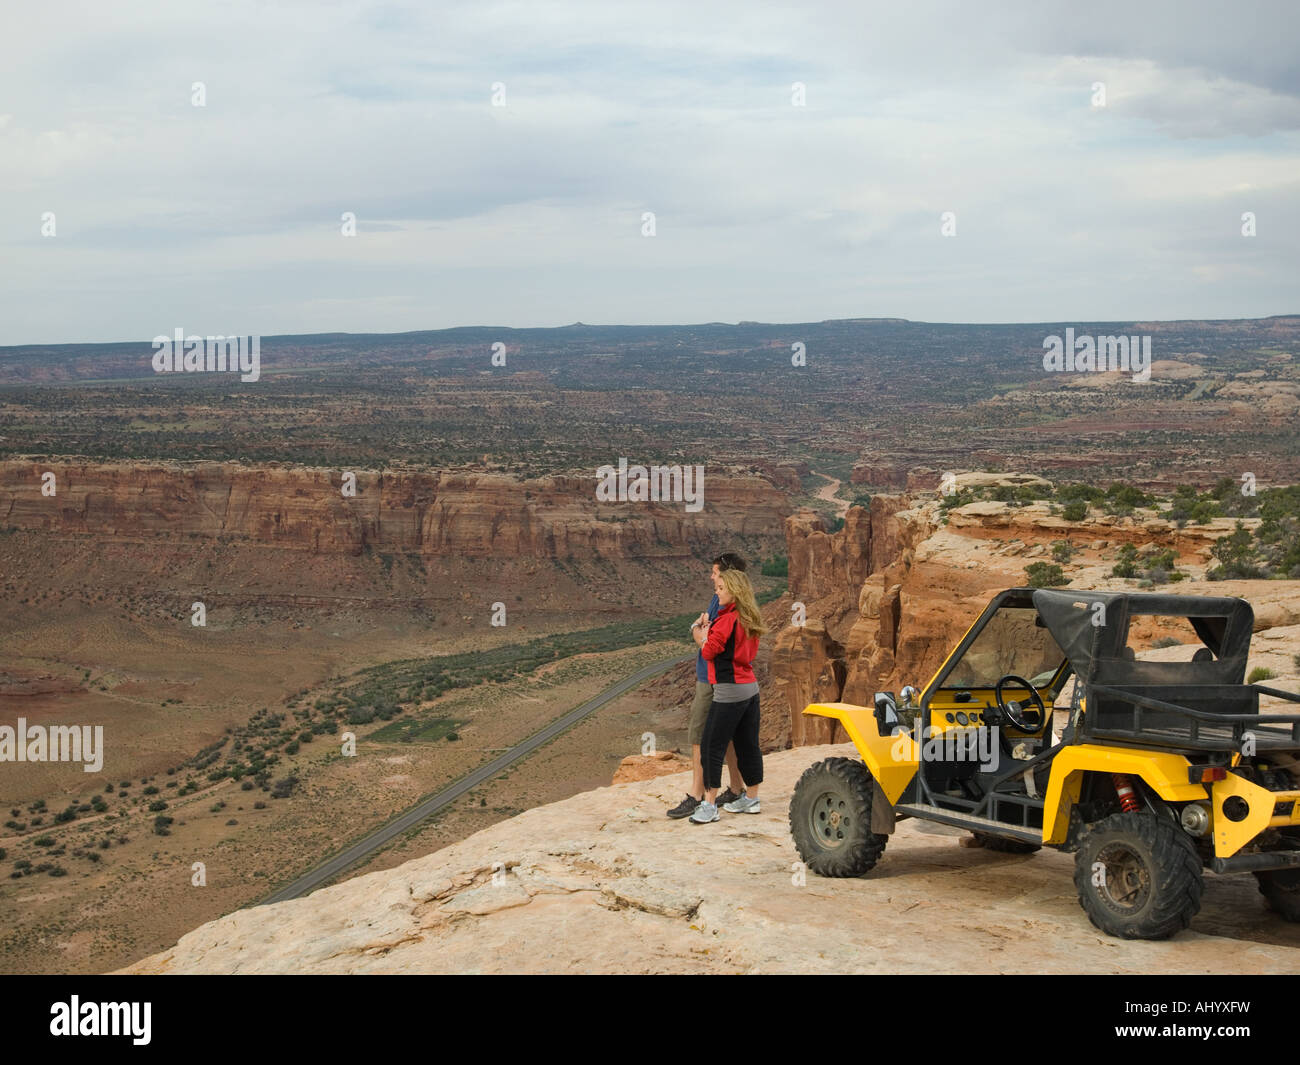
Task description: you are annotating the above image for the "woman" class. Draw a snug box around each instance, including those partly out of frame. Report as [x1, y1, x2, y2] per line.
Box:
[689, 566, 767, 823]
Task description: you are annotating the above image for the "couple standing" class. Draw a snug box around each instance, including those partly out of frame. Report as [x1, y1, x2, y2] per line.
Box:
[667, 552, 768, 824]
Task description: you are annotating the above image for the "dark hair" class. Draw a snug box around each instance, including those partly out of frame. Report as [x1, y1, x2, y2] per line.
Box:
[712, 552, 747, 573]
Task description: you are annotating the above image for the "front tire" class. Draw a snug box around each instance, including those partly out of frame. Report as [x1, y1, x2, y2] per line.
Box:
[1256, 868, 1300, 921]
[789, 757, 888, 877]
[1074, 811, 1203, 940]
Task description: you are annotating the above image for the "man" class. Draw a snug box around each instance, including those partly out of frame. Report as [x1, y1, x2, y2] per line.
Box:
[667, 552, 748, 819]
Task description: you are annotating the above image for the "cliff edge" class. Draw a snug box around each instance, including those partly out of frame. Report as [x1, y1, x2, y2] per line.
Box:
[119, 745, 1300, 974]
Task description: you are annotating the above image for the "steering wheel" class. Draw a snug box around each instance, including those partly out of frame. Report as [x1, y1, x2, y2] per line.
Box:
[994, 674, 1046, 733]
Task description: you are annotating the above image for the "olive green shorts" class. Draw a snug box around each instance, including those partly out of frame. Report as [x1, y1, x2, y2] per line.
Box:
[688, 681, 713, 746]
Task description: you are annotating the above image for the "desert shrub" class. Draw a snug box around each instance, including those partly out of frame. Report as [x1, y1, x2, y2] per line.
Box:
[1105, 482, 1153, 509]
[940, 489, 973, 513]
[1113, 543, 1181, 583]
[1058, 483, 1104, 503]
[1207, 522, 1266, 580]
[1111, 544, 1139, 578]
[1062, 501, 1088, 522]
[760, 556, 789, 577]
[33, 836, 54, 848]
[153, 815, 173, 836]
[1248, 667, 1277, 684]
[1190, 500, 1221, 524]
[1025, 562, 1068, 588]
[1151, 636, 1182, 649]
[1050, 541, 1076, 564]
[270, 775, 299, 799]
[148, 800, 168, 812]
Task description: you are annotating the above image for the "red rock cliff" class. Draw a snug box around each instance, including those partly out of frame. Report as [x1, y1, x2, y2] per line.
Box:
[0, 460, 789, 560]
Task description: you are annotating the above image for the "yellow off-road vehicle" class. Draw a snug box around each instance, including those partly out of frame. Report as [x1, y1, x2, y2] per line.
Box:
[789, 588, 1300, 939]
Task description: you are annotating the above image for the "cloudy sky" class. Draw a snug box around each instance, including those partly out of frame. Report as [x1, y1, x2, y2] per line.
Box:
[2, 0, 1297, 344]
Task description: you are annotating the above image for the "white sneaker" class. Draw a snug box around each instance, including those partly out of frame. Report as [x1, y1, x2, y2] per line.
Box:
[723, 795, 761, 814]
[689, 801, 720, 824]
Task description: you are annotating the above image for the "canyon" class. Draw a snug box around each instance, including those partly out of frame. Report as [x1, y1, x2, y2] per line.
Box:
[0, 459, 788, 562]
[768, 476, 1300, 748]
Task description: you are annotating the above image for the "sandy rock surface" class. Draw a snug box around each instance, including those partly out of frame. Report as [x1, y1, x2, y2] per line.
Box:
[120, 744, 1300, 974]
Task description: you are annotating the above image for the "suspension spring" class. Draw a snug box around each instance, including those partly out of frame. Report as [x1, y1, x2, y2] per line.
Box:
[1112, 773, 1140, 813]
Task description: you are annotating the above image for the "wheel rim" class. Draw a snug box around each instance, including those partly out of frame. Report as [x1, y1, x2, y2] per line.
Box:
[1095, 842, 1151, 913]
[810, 789, 851, 849]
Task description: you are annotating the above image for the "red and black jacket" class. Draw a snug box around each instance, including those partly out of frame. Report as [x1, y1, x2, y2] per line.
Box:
[700, 601, 758, 684]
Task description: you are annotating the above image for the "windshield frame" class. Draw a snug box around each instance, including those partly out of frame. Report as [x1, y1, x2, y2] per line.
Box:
[921, 588, 1072, 707]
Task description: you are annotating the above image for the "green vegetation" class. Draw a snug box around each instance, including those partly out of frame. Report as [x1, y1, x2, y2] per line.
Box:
[1112, 544, 1184, 584]
[940, 489, 974, 514]
[760, 555, 788, 577]
[1025, 562, 1068, 588]
[368, 717, 463, 743]
[333, 612, 706, 710]
[1050, 541, 1076, 564]
[1162, 477, 1259, 524]
[1248, 667, 1277, 684]
[1207, 522, 1267, 580]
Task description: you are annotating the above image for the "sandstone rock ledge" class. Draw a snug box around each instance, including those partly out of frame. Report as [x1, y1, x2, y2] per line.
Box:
[119, 745, 1300, 974]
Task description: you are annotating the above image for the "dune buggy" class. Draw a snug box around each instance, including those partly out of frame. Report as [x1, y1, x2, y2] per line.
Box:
[789, 588, 1300, 939]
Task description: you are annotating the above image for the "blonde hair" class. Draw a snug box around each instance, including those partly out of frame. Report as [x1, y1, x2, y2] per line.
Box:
[720, 568, 768, 638]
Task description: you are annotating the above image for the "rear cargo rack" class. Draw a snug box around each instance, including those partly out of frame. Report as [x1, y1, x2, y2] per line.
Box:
[1082, 682, 1300, 752]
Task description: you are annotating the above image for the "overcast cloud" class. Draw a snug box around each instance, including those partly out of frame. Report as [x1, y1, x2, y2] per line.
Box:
[1, 0, 1297, 344]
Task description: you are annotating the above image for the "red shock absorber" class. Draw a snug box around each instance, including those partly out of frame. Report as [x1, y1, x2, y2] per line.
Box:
[1113, 774, 1139, 812]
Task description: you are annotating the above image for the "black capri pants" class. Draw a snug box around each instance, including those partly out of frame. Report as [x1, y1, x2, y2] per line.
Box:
[701, 694, 763, 792]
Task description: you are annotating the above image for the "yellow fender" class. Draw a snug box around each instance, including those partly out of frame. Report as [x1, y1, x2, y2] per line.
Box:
[802, 703, 918, 805]
[1042, 744, 1207, 844]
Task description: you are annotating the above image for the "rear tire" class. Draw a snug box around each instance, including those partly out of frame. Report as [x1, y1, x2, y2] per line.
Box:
[1074, 810, 1202, 940]
[1256, 868, 1300, 921]
[970, 832, 1041, 854]
[789, 757, 888, 877]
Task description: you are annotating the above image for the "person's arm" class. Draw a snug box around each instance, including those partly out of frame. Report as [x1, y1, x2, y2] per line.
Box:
[700, 611, 735, 660]
[692, 619, 709, 648]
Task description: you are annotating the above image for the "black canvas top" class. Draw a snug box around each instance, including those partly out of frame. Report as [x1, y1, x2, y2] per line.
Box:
[1030, 588, 1253, 687]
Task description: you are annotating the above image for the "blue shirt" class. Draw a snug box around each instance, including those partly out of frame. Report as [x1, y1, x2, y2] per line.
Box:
[695, 593, 721, 682]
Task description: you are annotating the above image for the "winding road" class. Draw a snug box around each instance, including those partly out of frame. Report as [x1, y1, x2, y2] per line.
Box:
[260, 652, 691, 904]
